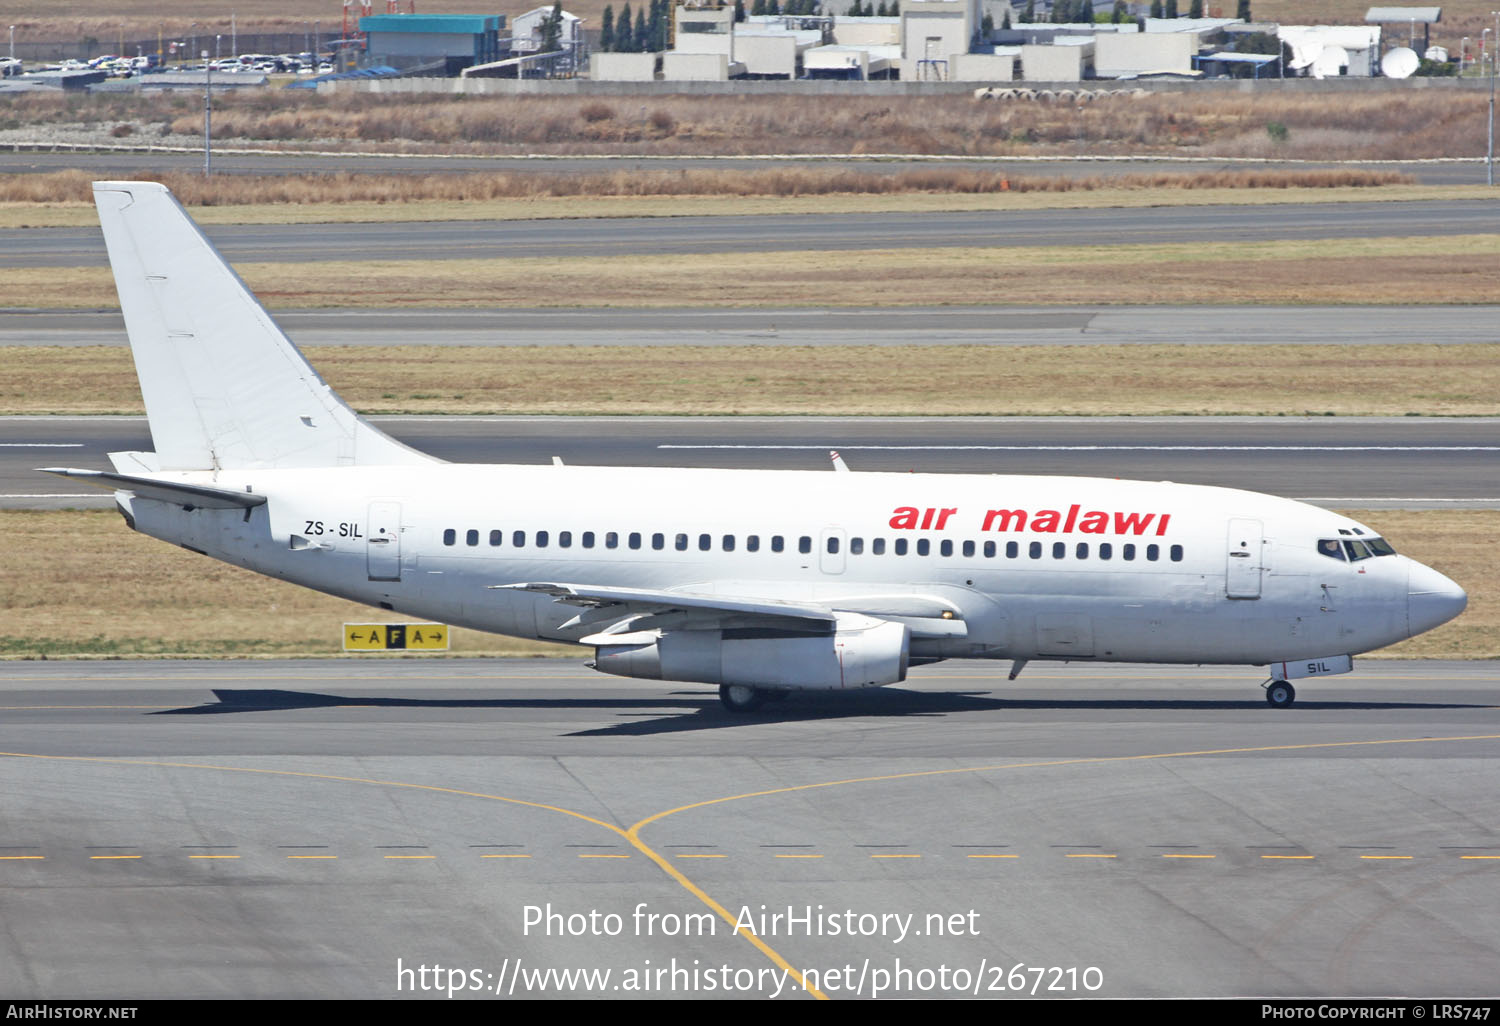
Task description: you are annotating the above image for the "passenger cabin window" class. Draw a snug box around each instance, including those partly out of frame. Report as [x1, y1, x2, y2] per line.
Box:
[1029, 542, 1042, 559]
[489, 529, 503, 547]
[582, 531, 594, 548]
[940, 540, 953, 557]
[723, 534, 735, 552]
[799, 536, 812, 555]
[827, 536, 840, 554]
[747, 535, 760, 552]
[513, 530, 526, 547]
[895, 538, 908, 556]
[1146, 544, 1159, 561]
[1007, 541, 1019, 559]
[850, 537, 864, 555]
[1123, 544, 1136, 561]
[1052, 542, 1065, 559]
[1076, 543, 1088, 559]
[466, 529, 479, 546]
[1170, 544, 1183, 562]
[983, 541, 995, 558]
[961, 540, 974, 558]
[607, 532, 620, 549]
[917, 539, 930, 556]
[559, 531, 572, 548]
[772, 536, 785, 553]
[629, 532, 642, 550]
[698, 533, 711, 551]
[872, 538, 886, 555]
[652, 533, 664, 550]
[675, 533, 688, 551]
[443, 529, 456, 546]
[1099, 543, 1112, 560]
[535, 530, 549, 548]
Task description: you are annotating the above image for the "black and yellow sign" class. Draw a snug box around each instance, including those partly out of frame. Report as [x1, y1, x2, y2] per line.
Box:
[343, 623, 449, 651]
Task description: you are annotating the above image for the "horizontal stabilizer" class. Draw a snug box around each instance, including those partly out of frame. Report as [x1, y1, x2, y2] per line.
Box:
[39, 468, 267, 509]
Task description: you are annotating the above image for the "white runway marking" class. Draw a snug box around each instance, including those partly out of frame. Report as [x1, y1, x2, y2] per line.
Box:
[658, 445, 1500, 452]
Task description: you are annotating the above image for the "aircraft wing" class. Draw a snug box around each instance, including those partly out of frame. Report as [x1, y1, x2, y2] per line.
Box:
[495, 582, 838, 637]
[495, 582, 967, 640]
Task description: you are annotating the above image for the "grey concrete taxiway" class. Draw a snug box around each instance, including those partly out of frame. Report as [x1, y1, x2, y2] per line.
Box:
[5, 199, 1498, 267]
[1, 658, 1496, 999]
[6, 415, 1498, 511]
[6, 304, 1500, 348]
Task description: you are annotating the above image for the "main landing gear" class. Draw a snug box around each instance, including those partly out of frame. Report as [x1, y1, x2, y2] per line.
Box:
[717, 684, 789, 713]
[1264, 679, 1296, 708]
[719, 684, 766, 713]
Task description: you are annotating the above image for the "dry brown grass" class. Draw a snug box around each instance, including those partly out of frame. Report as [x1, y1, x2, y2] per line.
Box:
[3, 232, 1498, 312]
[0, 507, 1488, 659]
[0, 168, 1416, 209]
[0, 508, 571, 659]
[1, 185, 1473, 232]
[8, 342, 1500, 417]
[1, 88, 1491, 159]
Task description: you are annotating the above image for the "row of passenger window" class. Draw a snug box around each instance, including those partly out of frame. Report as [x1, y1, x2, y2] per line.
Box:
[440, 528, 1185, 563]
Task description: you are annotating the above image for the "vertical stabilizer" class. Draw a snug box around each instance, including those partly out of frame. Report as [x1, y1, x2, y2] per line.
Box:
[92, 181, 434, 470]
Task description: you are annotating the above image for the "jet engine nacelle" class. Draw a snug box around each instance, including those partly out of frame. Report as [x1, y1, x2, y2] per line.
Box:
[593, 613, 910, 691]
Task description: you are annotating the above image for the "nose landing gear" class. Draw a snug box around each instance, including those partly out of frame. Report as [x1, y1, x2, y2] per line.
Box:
[1264, 679, 1296, 708]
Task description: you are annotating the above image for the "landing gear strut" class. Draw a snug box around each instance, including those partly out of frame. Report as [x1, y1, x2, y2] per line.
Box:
[1264, 679, 1296, 708]
[719, 683, 767, 713]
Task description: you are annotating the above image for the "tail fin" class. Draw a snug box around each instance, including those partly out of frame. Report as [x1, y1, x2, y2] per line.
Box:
[93, 181, 434, 471]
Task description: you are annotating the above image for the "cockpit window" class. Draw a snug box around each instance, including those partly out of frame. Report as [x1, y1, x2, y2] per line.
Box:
[1343, 539, 1373, 562]
[1317, 539, 1346, 561]
[1365, 536, 1396, 557]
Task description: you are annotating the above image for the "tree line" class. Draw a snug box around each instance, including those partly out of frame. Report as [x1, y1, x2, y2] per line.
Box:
[1014, 0, 1252, 22]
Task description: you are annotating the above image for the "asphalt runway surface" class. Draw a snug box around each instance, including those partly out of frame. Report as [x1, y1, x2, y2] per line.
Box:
[5, 199, 1496, 267]
[1, 658, 1496, 999]
[2, 148, 1489, 185]
[5, 415, 1498, 511]
[7, 305, 1500, 347]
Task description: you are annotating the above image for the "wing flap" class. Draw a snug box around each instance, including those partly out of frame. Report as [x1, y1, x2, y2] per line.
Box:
[493, 582, 838, 628]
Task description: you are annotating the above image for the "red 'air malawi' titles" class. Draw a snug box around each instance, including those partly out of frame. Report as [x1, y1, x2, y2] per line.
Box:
[888, 505, 1173, 536]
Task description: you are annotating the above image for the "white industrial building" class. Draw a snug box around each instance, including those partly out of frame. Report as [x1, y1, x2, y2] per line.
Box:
[1278, 24, 1382, 77]
[1093, 29, 1196, 77]
[585, 1, 1403, 84]
[511, 5, 585, 53]
[901, 0, 981, 80]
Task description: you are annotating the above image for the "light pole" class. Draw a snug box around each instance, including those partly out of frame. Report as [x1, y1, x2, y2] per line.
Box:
[203, 50, 212, 177]
[1491, 13, 1498, 186]
[1462, 36, 1469, 75]
[8, 25, 13, 63]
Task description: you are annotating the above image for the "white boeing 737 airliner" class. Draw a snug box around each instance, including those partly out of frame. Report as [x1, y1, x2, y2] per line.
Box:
[45, 181, 1467, 712]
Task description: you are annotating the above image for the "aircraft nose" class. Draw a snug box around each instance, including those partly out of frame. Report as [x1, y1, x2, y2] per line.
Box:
[1408, 561, 1467, 636]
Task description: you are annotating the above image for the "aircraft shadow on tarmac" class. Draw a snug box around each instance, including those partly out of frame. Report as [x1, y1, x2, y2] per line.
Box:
[149, 687, 1487, 736]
